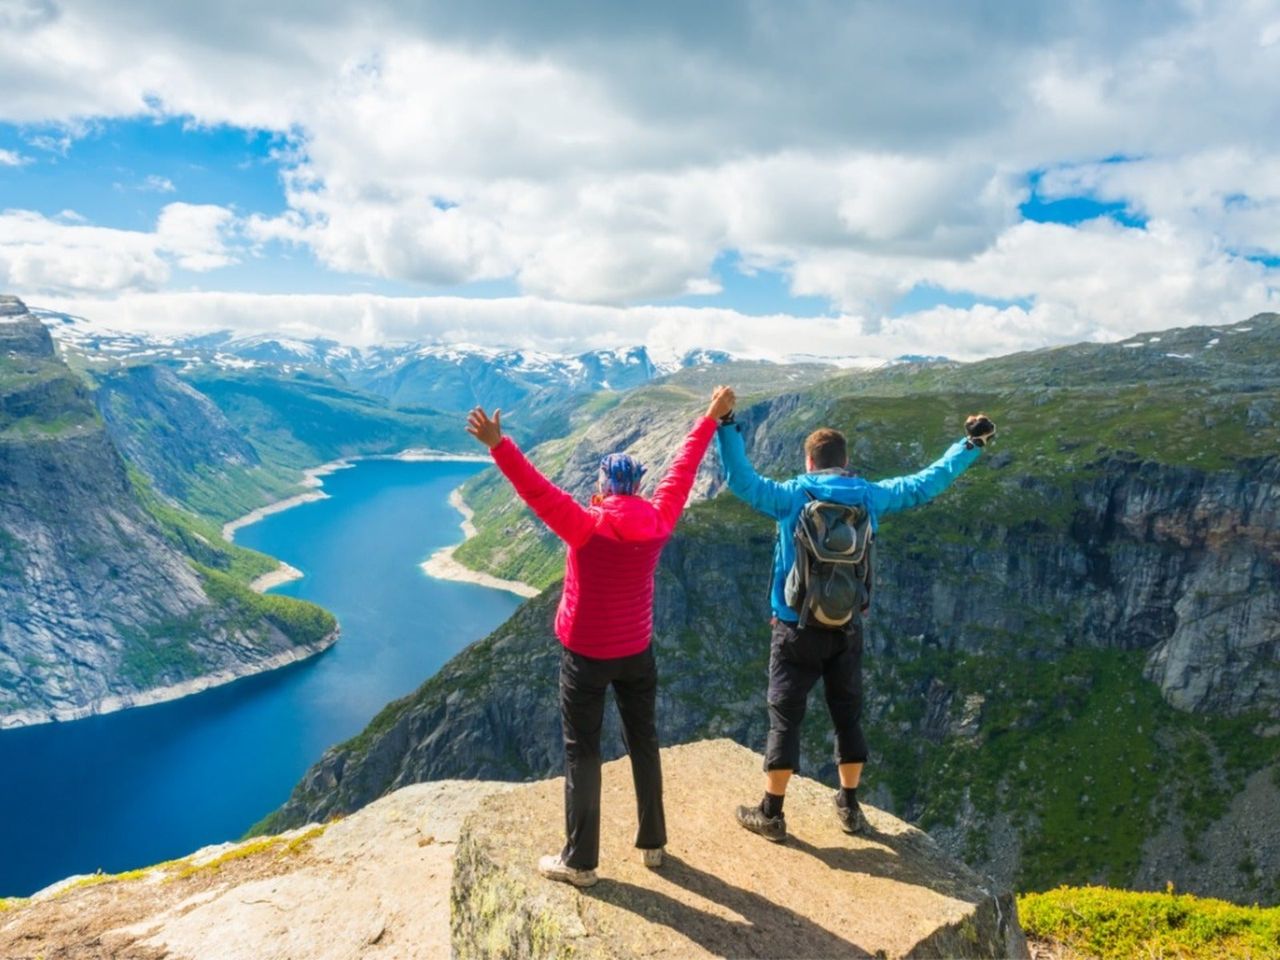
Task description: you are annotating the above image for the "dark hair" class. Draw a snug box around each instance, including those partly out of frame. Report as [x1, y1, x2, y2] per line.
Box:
[804, 428, 847, 470]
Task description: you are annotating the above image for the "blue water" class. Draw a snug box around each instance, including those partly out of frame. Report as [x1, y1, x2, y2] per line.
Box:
[0, 459, 522, 897]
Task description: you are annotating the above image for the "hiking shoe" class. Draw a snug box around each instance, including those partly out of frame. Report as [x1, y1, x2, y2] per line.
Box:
[834, 791, 867, 835]
[537, 854, 598, 887]
[641, 847, 664, 868]
[736, 803, 787, 842]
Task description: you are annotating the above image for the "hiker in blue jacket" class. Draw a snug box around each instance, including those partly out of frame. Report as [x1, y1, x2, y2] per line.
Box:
[715, 404, 996, 841]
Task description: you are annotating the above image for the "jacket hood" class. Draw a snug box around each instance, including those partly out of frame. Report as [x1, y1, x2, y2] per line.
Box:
[594, 494, 666, 540]
[796, 471, 872, 508]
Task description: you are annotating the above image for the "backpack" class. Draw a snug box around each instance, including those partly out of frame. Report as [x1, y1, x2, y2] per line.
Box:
[784, 493, 874, 628]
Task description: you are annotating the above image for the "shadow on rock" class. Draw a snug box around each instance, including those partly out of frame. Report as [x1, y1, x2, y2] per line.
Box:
[583, 854, 874, 958]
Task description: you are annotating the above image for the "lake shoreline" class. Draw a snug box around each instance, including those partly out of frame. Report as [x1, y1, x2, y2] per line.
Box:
[222, 449, 489, 543]
[0, 630, 340, 731]
[420, 489, 540, 599]
[250, 561, 304, 593]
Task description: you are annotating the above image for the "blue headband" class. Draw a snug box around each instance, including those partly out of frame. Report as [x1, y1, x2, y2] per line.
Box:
[598, 453, 647, 495]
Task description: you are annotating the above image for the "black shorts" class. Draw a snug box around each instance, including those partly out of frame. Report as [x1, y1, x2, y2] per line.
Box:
[764, 617, 868, 771]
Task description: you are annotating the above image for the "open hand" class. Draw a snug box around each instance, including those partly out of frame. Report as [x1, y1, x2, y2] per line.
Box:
[964, 413, 996, 447]
[467, 407, 503, 449]
[707, 385, 736, 421]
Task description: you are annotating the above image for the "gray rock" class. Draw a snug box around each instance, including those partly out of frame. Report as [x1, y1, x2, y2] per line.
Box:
[452, 739, 1028, 960]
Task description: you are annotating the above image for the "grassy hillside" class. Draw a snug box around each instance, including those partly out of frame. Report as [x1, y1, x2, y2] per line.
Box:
[184, 368, 466, 473]
[0, 352, 100, 441]
[1020, 885, 1280, 959]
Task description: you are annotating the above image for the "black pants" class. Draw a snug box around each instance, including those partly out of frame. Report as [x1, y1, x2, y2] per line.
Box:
[559, 645, 666, 870]
[764, 617, 868, 772]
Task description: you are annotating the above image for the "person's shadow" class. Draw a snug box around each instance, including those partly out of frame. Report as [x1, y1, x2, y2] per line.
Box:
[582, 852, 880, 958]
[787, 829, 982, 903]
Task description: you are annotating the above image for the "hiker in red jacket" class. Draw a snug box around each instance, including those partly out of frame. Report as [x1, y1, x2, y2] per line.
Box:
[466, 385, 734, 887]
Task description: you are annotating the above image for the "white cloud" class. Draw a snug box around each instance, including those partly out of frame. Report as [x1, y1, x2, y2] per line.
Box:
[154, 203, 237, 271]
[142, 174, 176, 193]
[1040, 151, 1280, 258]
[25, 290, 917, 359]
[0, 210, 169, 293]
[0, 147, 30, 166]
[934, 219, 1278, 337]
[0, 1, 1279, 353]
[0, 203, 239, 294]
[31, 270, 1278, 366]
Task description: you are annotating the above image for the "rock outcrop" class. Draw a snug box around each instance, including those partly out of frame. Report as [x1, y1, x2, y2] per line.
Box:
[0, 294, 28, 318]
[454, 740, 1027, 959]
[0, 299, 55, 358]
[0, 779, 513, 960]
[0, 741, 1026, 960]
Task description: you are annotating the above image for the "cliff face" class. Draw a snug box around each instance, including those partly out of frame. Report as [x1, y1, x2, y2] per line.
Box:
[0, 299, 336, 727]
[834, 453, 1280, 718]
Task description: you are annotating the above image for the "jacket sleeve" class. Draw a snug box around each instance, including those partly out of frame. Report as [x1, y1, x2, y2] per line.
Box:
[651, 416, 719, 531]
[490, 437, 596, 548]
[714, 422, 796, 521]
[868, 438, 981, 517]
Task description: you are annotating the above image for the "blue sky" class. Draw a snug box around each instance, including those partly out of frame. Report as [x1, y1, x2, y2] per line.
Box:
[0, 119, 287, 229]
[2, 116, 1126, 314]
[0, 1, 1277, 358]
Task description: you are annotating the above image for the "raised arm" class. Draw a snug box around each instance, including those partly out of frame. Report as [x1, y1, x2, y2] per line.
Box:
[867, 416, 992, 517]
[650, 416, 720, 531]
[468, 407, 595, 547]
[715, 420, 796, 521]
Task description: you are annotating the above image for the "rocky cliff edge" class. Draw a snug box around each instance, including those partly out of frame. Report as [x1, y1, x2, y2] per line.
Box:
[0, 740, 1026, 959]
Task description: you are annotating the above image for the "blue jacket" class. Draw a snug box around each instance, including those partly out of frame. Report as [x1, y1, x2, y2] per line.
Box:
[715, 422, 981, 622]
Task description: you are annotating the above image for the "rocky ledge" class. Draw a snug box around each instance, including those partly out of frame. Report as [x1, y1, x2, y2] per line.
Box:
[0, 296, 55, 357]
[0, 779, 515, 960]
[1, 740, 1026, 959]
[453, 739, 1027, 959]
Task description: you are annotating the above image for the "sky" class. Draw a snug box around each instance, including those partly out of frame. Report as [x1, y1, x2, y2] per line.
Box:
[1, 0, 1279, 360]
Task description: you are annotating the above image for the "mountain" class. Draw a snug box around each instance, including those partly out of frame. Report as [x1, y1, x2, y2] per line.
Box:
[92, 363, 280, 522]
[43, 311, 725, 412]
[263, 312, 1280, 905]
[59, 339, 475, 523]
[0, 298, 337, 728]
[43, 312, 755, 472]
[176, 367, 464, 516]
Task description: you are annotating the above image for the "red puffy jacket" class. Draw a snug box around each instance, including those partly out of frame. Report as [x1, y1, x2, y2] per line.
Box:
[489, 416, 718, 659]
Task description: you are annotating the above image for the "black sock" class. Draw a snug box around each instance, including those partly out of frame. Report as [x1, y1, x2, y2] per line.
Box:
[839, 786, 858, 809]
[761, 792, 785, 819]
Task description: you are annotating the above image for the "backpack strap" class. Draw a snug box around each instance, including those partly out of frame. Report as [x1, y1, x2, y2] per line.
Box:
[794, 492, 815, 628]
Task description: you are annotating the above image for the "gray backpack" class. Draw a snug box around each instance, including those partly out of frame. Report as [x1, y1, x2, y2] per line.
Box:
[784, 493, 874, 628]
